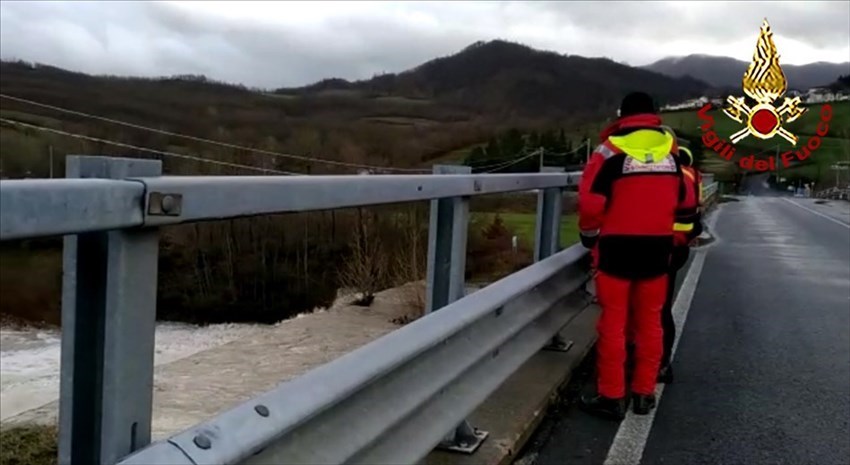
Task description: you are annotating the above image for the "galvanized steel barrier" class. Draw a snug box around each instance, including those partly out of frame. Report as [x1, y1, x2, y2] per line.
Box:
[702, 182, 719, 201]
[0, 156, 591, 465]
[814, 186, 850, 201]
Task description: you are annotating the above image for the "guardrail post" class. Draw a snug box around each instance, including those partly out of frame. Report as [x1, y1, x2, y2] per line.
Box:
[425, 164, 488, 454]
[425, 164, 471, 314]
[535, 166, 573, 352]
[58, 156, 161, 465]
[534, 167, 564, 262]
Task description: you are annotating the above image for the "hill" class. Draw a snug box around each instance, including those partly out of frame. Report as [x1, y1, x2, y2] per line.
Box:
[278, 40, 710, 119]
[644, 54, 850, 90]
[0, 60, 494, 178]
[829, 75, 850, 91]
[0, 40, 713, 179]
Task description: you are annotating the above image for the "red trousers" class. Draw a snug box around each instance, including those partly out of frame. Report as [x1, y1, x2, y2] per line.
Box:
[595, 271, 666, 398]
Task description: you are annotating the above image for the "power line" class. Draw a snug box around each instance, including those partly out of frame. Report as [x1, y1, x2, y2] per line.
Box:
[0, 93, 429, 173]
[0, 117, 297, 175]
[482, 150, 542, 173]
[463, 148, 538, 172]
[465, 139, 591, 172]
[543, 139, 591, 157]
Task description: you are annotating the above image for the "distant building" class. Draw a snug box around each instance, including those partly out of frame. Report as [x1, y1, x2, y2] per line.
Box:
[661, 96, 709, 111]
[804, 87, 837, 104]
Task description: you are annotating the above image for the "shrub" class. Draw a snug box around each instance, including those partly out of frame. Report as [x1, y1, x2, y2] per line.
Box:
[467, 214, 532, 280]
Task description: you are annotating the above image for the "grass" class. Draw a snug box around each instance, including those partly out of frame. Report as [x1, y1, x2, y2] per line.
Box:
[662, 102, 850, 185]
[663, 102, 850, 141]
[428, 141, 487, 165]
[0, 109, 64, 129]
[0, 426, 57, 465]
[471, 212, 580, 249]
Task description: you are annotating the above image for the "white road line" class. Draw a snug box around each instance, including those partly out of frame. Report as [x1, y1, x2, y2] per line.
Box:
[602, 208, 720, 465]
[781, 198, 850, 229]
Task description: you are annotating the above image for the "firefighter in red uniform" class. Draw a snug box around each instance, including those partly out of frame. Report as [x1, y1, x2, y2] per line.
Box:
[657, 145, 703, 383]
[578, 92, 689, 419]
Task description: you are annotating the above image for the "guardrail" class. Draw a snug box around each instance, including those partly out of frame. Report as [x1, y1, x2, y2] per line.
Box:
[0, 156, 588, 465]
[0, 155, 717, 465]
[702, 181, 718, 201]
[814, 186, 850, 201]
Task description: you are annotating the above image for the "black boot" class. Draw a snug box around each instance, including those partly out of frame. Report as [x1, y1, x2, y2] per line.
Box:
[580, 394, 627, 420]
[657, 364, 674, 384]
[632, 394, 657, 415]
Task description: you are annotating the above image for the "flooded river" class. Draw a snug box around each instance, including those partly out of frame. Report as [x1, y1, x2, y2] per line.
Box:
[0, 322, 265, 421]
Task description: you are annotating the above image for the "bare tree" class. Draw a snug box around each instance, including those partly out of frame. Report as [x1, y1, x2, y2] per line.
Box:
[339, 208, 388, 306]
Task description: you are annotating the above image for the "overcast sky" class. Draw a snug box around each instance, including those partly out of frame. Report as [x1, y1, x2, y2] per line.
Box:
[1, 1, 848, 89]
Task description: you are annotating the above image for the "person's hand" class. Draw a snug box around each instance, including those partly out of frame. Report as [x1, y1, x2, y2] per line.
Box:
[580, 231, 599, 249]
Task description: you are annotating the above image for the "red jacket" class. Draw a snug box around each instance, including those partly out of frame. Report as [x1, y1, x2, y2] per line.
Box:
[674, 165, 702, 246]
[579, 114, 688, 279]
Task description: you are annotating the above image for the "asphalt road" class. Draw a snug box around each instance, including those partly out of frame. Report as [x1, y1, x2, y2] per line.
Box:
[519, 196, 850, 465]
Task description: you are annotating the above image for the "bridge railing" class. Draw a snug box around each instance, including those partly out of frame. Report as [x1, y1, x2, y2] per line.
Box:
[0, 156, 589, 465]
[0, 155, 719, 465]
[814, 186, 850, 201]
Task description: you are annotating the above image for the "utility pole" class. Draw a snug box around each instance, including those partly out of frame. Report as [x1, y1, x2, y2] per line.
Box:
[538, 147, 544, 172]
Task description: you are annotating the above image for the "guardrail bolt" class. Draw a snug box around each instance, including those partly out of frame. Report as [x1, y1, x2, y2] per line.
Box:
[193, 434, 212, 450]
[160, 194, 176, 214]
[148, 192, 183, 216]
[474, 180, 482, 192]
[255, 405, 270, 417]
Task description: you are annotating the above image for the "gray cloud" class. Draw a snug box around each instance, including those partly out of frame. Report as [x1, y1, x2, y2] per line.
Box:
[1, 1, 847, 89]
[527, 1, 848, 49]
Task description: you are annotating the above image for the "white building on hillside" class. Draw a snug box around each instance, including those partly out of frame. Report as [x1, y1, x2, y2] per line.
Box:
[661, 96, 709, 111]
[804, 87, 837, 104]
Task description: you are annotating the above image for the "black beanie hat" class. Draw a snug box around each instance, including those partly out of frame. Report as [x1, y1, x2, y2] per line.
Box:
[619, 92, 658, 117]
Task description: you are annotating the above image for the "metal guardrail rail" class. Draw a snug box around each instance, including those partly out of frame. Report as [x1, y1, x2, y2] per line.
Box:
[0, 156, 588, 465]
[0, 155, 718, 465]
[814, 186, 850, 201]
[702, 182, 718, 200]
[119, 246, 592, 465]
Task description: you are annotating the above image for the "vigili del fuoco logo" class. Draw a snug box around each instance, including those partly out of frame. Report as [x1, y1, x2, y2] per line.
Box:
[696, 19, 833, 172]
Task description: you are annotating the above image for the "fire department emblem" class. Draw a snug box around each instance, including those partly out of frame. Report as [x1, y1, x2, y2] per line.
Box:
[723, 19, 806, 145]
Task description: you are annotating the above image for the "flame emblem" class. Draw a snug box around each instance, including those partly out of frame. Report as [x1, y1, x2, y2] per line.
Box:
[722, 19, 806, 145]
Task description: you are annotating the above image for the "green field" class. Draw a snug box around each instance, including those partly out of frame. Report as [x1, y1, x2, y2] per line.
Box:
[470, 212, 580, 249]
[663, 101, 850, 185]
